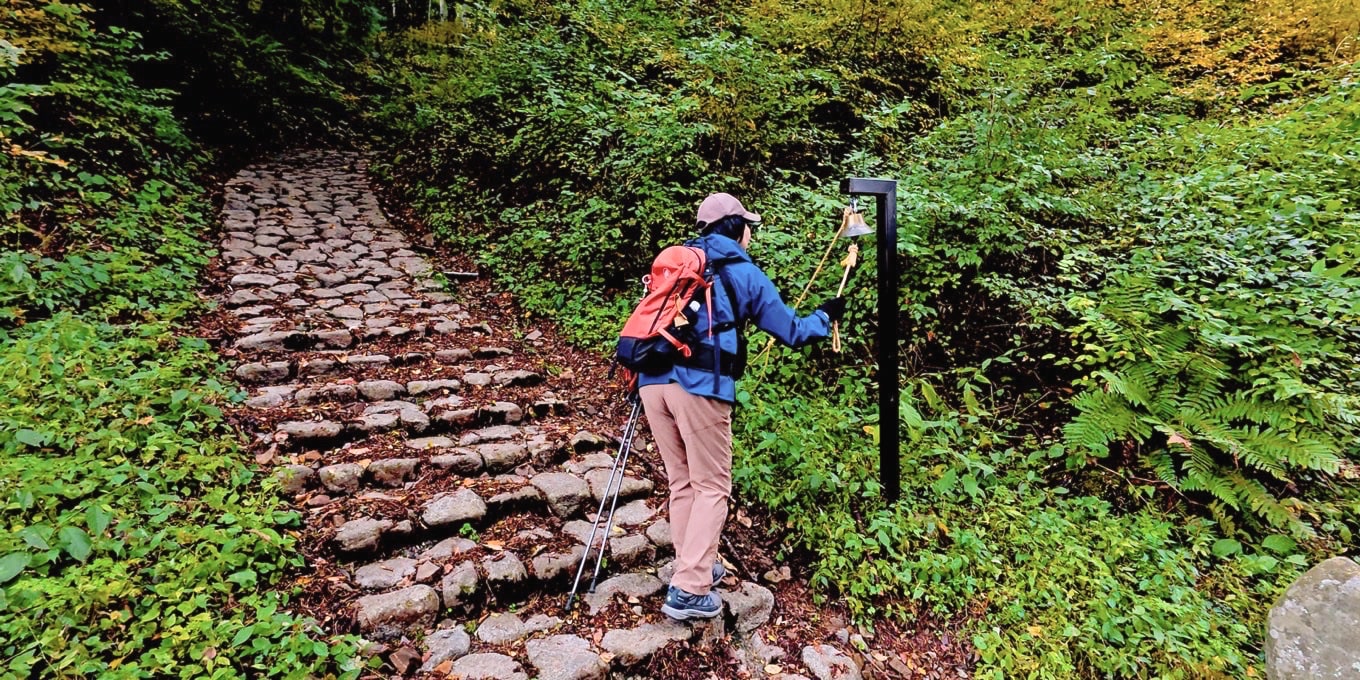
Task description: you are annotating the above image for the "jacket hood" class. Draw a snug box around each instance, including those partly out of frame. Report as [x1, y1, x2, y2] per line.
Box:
[693, 233, 752, 264]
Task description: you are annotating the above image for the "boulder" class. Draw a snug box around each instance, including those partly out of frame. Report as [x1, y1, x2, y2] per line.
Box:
[1266, 556, 1360, 680]
[525, 635, 606, 680]
[354, 585, 439, 639]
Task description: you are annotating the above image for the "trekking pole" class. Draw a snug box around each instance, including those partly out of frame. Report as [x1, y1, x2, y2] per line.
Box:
[565, 395, 642, 612]
[585, 403, 643, 595]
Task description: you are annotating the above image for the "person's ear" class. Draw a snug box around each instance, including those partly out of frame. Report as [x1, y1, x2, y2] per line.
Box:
[740, 225, 752, 248]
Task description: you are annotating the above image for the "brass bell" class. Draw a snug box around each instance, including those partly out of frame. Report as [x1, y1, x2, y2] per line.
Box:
[839, 199, 873, 238]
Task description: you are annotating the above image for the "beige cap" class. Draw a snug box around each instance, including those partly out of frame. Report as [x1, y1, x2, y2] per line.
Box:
[695, 192, 761, 227]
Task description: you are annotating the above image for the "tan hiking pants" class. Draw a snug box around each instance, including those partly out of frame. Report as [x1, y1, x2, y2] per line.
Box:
[639, 382, 732, 596]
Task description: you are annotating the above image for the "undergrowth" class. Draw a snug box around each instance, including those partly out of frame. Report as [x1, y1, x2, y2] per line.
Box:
[372, 0, 1359, 676]
[1, 2, 367, 676]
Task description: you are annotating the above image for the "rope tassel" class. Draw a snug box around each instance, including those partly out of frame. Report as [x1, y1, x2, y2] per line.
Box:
[832, 242, 858, 353]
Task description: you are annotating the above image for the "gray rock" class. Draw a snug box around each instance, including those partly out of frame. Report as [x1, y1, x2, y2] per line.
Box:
[354, 585, 439, 639]
[478, 443, 530, 473]
[420, 628, 471, 672]
[532, 546, 586, 582]
[311, 329, 353, 349]
[449, 653, 528, 680]
[645, 520, 672, 549]
[231, 273, 280, 288]
[463, 372, 493, 387]
[330, 305, 363, 320]
[436, 348, 474, 363]
[434, 408, 478, 428]
[601, 622, 691, 665]
[346, 354, 391, 368]
[274, 465, 314, 494]
[352, 412, 400, 433]
[358, 380, 406, 401]
[725, 582, 776, 633]
[801, 644, 862, 680]
[430, 449, 484, 475]
[562, 520, 606, 549]
[482, 552, 528, 587]
[420, 537, 478, 563]
[571, 431, 610, 453]
[532, 397, 570, 417]
[235, 361, 291, 383]
[236, 330, 302, 352]
[400, 407, 430, 432]
[461, 425, 521, 445]
[488, 485, 543, 511]
[526, 634, 606, 680]
[480, 401, 524, 425]
[439, 560, 480, 609]
[334, 517, 393, 552]
[408, 379, 461, 396]
[354, 557, 417, 590]
[475, 612, 560, 645]
[609, 534, 655, 566]
[278, 420, 343, 442]
[406, 436, 454, 451]
[494, 369, 542, 387]
[531, 473, 592, 518]
[609, 499, 656, 526]
[1266, 556, 1360, 680]
[318, 463, 364, 494]
[295, 383, 357, 405]
[564, 453, 617, 475]
[584, 573, 663, 615]
[585, 469, 654, 502]
[368, 458, 418, 487]
[422, 489, 486, 527]
[298, 359, 337, 377]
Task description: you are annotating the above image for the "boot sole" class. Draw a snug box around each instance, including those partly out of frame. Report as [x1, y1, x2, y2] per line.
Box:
[661, 603, 722, 621]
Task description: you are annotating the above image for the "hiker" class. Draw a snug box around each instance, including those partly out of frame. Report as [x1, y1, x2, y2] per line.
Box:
[640, 192, 845, 620]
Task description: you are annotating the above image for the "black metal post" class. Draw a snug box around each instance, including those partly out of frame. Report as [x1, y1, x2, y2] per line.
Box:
[839, 178, 899, 503]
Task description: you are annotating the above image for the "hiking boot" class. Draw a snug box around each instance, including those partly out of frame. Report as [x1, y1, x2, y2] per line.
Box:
[661, 586, 722, 621]
[712, 561, 728, 584]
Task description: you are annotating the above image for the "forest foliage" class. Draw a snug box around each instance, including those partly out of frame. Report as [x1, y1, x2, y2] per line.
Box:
[1, 0, 1357, 676]
[370, 0, 1359, 676]
[1, 1, 371, 676]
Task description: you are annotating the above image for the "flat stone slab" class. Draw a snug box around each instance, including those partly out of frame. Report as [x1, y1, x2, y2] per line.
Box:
[475, 612, 561, 645]
[449, 653, 528, 680]
[607, 499, 656, 526]
[367, 458, 418, 487]
[601, 621, 692, 665]
[526, 634, 607, 680]
[358, 379, 406, 401]
[532, 546, 586, 582]
[439, 560, 480, 609]
[801, 644, 862, 680]
[419, 536, 478, 563]
[482, 552, 528, 586]
[318, 462, 363, 494]
[531, 473, 592, 518]
[354, 557, 417, 590]
[584, 573, 663, 615]
[278, 420, 343, 442]
[406, 436, 455, 451]
[585, 468, 654, 502]
[422, 489, 487, 527]
[420, 627, 471, 672]
[354, 585, 439, 639]
[725, 581, 776, 633]
[274, 465, 314, 494]
[334, 517, 392, 552]
[478, 443, 530, 473]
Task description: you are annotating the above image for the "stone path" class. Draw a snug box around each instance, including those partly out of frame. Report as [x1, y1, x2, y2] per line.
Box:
[210, 151, 861, 679]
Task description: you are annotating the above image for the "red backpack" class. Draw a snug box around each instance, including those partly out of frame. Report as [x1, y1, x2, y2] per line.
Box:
[615, 244, 714, 377]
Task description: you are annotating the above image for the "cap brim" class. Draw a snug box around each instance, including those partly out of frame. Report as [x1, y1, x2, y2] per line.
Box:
[742, 210, 761, 224]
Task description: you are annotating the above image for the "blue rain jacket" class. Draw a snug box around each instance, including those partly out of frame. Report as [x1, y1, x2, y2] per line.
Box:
[636, 233, 832, 403]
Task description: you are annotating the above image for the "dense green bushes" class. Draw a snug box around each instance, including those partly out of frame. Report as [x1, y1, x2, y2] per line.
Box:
[2, 1, 372, 675]
[374, 0, 1358, 676]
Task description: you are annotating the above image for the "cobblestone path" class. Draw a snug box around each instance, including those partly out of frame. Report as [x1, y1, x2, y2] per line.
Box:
[210, 151, 837, 679]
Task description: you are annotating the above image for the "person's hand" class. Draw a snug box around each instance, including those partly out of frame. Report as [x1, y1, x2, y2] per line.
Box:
[817, 296, 846, 323]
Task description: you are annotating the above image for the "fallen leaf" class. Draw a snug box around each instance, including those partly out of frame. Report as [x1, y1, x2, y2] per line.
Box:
[389, 646, 421, 674]
[433, 659, 453, 674]
[1167, 432, 1193, 451]
[764, 664, 782, 675]
[484, 540, 505, 551]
